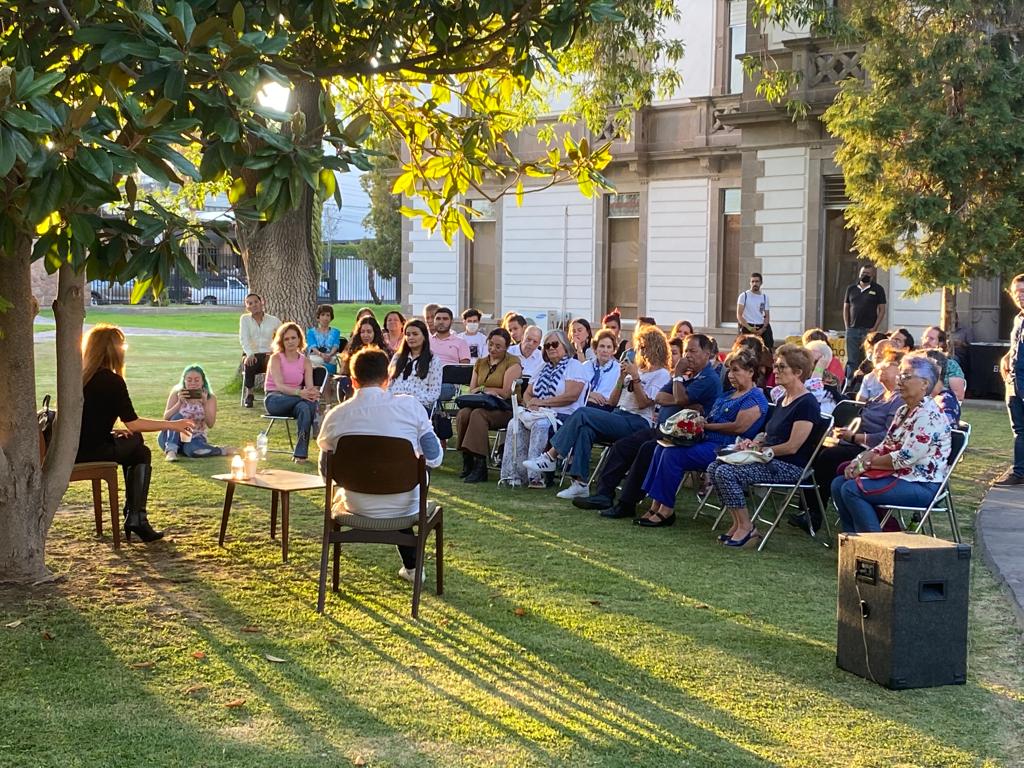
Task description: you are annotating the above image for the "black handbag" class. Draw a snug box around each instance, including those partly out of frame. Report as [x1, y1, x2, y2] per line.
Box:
[38, 394, 56, 452]
[455, 393, 511, 412]
[431, 411, 453, 440]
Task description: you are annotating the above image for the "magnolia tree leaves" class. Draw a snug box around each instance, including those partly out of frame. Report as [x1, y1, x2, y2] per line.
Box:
[0, 0, 683, 296]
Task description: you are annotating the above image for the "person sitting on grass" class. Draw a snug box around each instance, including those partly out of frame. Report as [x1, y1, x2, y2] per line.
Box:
[317, 347, 443, 585]
[159, 364, 234, 461]
[706, 344, 821, 548]
[636, 348, 769, 527]
[265, 322, 321, 464]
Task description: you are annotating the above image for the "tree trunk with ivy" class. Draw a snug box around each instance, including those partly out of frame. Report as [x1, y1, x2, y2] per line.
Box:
[237, 79, 324, 327]
[0, 245, 84, 583]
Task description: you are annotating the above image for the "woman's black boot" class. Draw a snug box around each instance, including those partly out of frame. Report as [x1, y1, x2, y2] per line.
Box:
[123, 464, 164, 543]
[463, 454, 488, 484]
[459, 451, 474, 479]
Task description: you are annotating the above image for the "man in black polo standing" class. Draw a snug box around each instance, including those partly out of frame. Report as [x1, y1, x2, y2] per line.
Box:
[843, 264, 887, 379]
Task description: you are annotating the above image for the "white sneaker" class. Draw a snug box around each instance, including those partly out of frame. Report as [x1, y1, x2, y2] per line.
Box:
[523, 453, 557, 473]
[398, 566, 426, 584]
[164, 450, 178, 462]
[556, 481, 591, 500]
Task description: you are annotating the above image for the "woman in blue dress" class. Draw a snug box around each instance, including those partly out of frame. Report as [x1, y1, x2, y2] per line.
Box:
[636, 348, 769, 525]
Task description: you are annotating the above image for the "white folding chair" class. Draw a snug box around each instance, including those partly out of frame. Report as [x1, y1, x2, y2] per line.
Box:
[877, 425, 970, 543]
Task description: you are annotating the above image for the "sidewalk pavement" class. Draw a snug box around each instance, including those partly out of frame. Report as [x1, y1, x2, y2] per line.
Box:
[976, 485, 1024, 627]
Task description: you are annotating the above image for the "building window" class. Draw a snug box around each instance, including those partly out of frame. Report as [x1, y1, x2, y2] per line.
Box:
[718, 188, 742, 325]
[728, 1, 747, 94]
[606, 193, 640, 318]
[468, 201, 497, 316]
[821, 176, 859, 331]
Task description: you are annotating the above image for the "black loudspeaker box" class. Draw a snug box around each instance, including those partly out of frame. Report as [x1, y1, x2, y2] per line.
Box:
[836, 532, 971, 690]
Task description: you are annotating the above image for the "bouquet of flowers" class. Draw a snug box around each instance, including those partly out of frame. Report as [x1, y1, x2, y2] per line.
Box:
[659, 409, 706, 447]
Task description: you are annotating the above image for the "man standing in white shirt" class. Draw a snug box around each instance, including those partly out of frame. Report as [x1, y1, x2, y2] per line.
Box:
[736, 272, 773, 349]
[510, 325, 544, 378]
[458, 308, 488, 362]
[239, 292, 281, 408]
[317, 348, 443, 582]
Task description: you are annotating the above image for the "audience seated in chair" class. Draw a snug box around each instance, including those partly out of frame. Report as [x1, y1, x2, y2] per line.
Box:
[306, 303, 344, 386]
[265, 322, 321, 464]
[524, 325, 674, 500]
[570, 333, 722, 514]
[706, 344, 821, 548]
[455, 328, 522, 484]
[500, 329, 587, 488]
[388, 318, 443, 412]
[317, 348, 443, 584]
[636, 348, 770, 527]
[832, 352, 952, 533]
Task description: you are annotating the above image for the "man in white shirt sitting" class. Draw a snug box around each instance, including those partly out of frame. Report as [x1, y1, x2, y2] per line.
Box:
[510, 325, 544, 378]
[458, 307, 488, 362]
[239, 292, 281, 408]
[317, 348, 443, 582]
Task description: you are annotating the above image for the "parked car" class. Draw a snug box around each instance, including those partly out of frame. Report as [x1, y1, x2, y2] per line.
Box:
[189, 275, 248, 305]
[90, 278, 191, 305]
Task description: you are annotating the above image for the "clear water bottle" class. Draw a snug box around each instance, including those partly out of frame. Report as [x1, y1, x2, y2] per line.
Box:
[256, 431, 268, 460]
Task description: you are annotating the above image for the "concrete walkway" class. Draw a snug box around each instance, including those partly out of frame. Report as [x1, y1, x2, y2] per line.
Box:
[33, 319, 232, 341]
[976, 485, 1024, 627]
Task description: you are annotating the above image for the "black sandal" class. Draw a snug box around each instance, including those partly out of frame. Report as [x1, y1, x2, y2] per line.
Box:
[633, 510, 676, 528]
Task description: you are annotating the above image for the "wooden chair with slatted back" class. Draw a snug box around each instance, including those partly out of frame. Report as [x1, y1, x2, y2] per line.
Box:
[317, 435, 444, 618]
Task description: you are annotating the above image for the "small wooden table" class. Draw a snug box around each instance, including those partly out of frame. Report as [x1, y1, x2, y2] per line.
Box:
[213, 470, 326, 562]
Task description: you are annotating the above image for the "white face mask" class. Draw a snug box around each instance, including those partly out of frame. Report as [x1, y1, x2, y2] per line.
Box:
[465, 322, 480, 334]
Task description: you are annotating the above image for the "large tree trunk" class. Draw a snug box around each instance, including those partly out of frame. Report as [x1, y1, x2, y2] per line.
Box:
[237, 79, 324, 328]
[0, 243, 84, 583]
[366, 264, 382, 304]
[940, 286, 957, 333]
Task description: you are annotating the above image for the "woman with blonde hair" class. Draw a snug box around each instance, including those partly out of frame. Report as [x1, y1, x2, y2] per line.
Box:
[77, 324, 195, 542]
[264, 321, 321, 463]
[525, 325, 672, 498]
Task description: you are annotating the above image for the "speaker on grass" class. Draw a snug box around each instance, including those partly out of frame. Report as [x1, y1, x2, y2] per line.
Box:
[836, 532, 971, 690]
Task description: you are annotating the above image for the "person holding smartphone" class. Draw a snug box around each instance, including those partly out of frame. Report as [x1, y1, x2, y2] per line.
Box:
[160, 364, 233, 461]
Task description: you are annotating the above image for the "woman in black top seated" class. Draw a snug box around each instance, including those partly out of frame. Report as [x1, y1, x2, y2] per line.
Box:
[706, 344, 821, 548]
[77, 325, 195, 543]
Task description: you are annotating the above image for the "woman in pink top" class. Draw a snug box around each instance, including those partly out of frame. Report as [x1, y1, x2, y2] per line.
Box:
[265, 322, 321, 462]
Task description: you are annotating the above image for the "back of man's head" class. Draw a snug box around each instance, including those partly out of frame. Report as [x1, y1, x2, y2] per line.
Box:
[351, 348, 390, 388]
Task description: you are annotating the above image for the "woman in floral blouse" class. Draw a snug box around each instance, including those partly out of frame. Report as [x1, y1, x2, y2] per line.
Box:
[387, 318, 443, 412]
[832, 351, 952, 533]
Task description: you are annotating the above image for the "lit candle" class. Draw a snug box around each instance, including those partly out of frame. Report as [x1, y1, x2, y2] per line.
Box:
[231, 454, 244, 480]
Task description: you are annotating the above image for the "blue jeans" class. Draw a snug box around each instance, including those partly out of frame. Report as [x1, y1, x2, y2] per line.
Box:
[550, 407, 650, 479]
[832, 475, 939, 533]
[264, 392, 318, 459]
[1008, 394, 1024, 476]
[158, 413, 225, 457]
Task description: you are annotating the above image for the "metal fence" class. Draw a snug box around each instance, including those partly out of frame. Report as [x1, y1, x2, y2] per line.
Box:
[90, 256, 397, 306]
[322, 257, 398, 304]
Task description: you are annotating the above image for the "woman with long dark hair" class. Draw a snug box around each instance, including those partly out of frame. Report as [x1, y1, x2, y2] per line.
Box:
[388, 319, 443, 410]
[341, 315, 388, 375]
[77, 325, 195, 542]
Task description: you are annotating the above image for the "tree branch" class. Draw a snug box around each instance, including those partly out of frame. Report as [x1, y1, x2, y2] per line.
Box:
[42, 264, 85, 515]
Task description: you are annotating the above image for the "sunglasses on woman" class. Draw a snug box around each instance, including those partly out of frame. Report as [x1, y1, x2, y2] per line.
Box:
[543, 341, 561, 350]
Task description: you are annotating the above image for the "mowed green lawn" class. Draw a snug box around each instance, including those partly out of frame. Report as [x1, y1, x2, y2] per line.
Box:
[37, 302, 402, 337]
[2, 322, 1022, 768]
